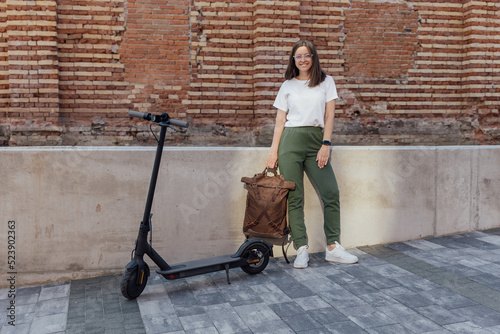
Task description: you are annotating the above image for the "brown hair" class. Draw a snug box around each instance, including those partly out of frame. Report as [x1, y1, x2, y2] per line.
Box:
[285, 40, 326, 87]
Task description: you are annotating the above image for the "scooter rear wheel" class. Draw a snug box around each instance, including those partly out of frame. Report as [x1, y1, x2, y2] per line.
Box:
[121, 263, 149, 300]
[241, 242, 270, 275]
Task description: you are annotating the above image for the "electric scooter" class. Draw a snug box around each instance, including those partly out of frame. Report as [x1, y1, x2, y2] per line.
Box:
[121, 110, 273, 300]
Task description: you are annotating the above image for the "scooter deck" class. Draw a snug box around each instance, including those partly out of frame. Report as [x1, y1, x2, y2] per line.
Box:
[156, 254, 245, 280]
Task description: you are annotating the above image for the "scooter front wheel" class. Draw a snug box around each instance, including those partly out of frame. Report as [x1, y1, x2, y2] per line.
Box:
[121, 262, 149, 300]
[241, 242, 270, 275]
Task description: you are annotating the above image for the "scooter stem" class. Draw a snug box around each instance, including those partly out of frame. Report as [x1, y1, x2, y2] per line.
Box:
[134, 123, 168, 261]
[142, 124, 167, 227]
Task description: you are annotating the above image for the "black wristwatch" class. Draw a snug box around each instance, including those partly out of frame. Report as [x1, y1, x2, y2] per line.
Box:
[322, 140, 331, 146]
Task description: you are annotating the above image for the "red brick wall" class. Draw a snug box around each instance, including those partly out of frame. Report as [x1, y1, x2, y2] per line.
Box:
[0, 0, 498, 146]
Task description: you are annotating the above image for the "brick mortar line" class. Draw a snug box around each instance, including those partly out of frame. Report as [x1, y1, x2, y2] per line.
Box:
[359, 235, 500, 313]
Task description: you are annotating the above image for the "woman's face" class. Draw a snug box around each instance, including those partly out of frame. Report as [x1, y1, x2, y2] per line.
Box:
[294, 46, 313, 75]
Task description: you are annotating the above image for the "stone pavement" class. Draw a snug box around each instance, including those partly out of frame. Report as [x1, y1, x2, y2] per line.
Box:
[2, 229, 500, 334]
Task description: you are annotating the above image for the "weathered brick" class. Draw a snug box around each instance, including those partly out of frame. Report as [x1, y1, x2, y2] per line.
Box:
[0, 0, 498, 146]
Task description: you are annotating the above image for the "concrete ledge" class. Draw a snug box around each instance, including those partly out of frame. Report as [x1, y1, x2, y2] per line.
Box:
[1, 146, 499, 287]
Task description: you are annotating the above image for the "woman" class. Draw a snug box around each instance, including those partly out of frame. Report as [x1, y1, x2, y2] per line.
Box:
[266, 40, 358, 269]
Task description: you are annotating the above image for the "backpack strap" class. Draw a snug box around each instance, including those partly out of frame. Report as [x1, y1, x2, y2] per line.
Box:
[282, 234, 291, 264]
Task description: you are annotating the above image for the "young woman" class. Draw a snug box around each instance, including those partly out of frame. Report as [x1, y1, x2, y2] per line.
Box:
[266, 40, 358, 269]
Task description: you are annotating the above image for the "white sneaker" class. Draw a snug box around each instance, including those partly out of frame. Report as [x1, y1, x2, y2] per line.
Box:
[325, 242, 358, 264]
[294, 245, 309, 269]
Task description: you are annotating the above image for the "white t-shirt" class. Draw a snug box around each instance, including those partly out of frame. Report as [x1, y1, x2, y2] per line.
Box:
[273, 75, 338, 128]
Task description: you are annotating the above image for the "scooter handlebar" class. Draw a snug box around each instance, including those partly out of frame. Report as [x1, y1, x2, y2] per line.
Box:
[168, 119, 189, 128]
[128, 110, 149, 120]
[128, 110, 189, 128]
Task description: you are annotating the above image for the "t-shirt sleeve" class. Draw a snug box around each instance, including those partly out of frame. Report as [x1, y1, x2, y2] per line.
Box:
[273, 81, 288, 112]
[326, 76, 338, 102]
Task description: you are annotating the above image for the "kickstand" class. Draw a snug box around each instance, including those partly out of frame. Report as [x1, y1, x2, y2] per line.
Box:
[224, 264, 231, 284]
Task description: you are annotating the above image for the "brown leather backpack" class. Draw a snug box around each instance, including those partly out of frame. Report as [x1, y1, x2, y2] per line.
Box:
[241, 168, 295, 240]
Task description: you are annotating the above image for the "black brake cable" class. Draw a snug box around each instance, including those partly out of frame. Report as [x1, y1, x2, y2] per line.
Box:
[150, 123, 159, 143]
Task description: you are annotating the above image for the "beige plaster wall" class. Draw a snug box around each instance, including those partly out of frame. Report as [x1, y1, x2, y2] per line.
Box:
[1, 146, 499, 287]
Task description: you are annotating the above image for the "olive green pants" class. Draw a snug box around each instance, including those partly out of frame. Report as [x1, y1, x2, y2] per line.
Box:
[278, 127, 340, 248]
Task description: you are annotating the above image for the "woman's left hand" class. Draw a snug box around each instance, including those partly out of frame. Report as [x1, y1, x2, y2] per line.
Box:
[316, 145, 331, 169]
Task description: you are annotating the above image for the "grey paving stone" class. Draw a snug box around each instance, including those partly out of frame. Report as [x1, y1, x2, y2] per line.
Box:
[348, 310, 399, 330]
[457, 255, 493, 268]
[137, 298, 176, 318]
[428, 237, 468, 250]
[419, 287, 478, 309]
[452, 305, 500, 328]
[390, 274, 440, 292]
[203, 302, 249, 333]
[174, 304, 206, 317]
[363, 274, 400, 290]
[282, 312, 323, 332]
[478, 235, 500, 247]
[368, 263, 413, 279]
[34, 297, 69, 317]
[320, 286, 366, 308]
[7, 230, 500, 334]
[343, 281, 380, 296]
[324, 320, 369, 334]
[268, 301, 304, 318]
[303, 277, 341, 293]
[140, 312, 183, 334]
[385, 242, 418, 252]
[405, 239, 447, 251]
[383, 302, 417, 323]
[292, 266, 332, 282]
[179, 313, 213, 330]
[326, 272, 362, 285]
[38, 283, 70, 301]
[1, 322, 31, 334]
[185, 327, 219, 334]
[184, 274, 218, 291]
[342, 265, 378, 279]
[29, 313, 67, 334]
[306, 306, 348, 324]
[296, 328, 332, 334]
[338, 303, 378, 317]
[399, 313, 443, 333]
[381, 286, 434, 308]
[247, 319, 296, 334]
[366, 323, 409, 334]
[442, 263, 484, 277]
[443, 321, 490, 333]
[468, 272, 500, 291]
[219, 283, 266, 306]
[16, 285, 41, 298]
[195, 291, 227, 306]
[293, 295, 331, 311]
[358, 292, 399, 308]
[250, 282, 292, 304]
[485, 324, 500, 333]
[234, 302, 281, 327]
[277, 282, 316, 299]
[464, 248, 500, 264]
[139, 281, 168, 300]
[15, 290, 39, 306]
[416, 304, 465, 325]
[13, 302, 36, 324]
[167, 288, 199, 307]
[459, 236, 500, 250]
[357, 254, 389, 267]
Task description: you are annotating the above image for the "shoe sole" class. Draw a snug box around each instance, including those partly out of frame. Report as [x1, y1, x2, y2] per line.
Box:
[325, 258, 358, 264]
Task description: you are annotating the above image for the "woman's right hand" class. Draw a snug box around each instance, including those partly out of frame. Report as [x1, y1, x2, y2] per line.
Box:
[266, 151, 278, 169]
